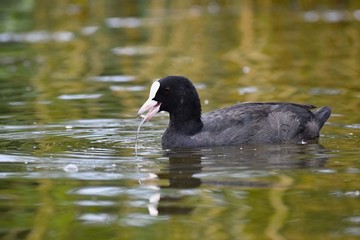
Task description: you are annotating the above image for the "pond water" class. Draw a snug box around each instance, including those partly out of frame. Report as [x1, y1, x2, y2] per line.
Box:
[1, 1, 360, 239]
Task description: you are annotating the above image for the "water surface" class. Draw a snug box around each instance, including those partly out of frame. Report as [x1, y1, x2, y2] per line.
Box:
[0, 1, 360, 240]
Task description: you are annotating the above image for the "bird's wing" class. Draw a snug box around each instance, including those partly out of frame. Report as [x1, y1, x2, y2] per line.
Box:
[192, 102, 316, 145]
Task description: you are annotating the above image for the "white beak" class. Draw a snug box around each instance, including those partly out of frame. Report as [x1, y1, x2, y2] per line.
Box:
[137, 81, 161, 122]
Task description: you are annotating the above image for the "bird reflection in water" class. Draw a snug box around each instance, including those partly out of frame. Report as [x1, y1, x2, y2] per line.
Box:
[146, 143, 329, 216]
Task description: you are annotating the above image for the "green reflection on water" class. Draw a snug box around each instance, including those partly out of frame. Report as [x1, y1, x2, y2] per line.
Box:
[0, 1, 360, 240]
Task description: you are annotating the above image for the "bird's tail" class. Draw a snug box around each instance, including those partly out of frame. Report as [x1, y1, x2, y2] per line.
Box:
[314, 106, 331, 129]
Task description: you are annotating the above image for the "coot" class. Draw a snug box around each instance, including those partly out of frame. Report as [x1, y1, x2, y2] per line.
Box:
[138, 76, 331, 149]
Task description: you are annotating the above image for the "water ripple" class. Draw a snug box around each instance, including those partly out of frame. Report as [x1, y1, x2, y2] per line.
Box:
[111, 46, 157, 56]
[105, 17, 144, 28]
[88, 75, 135, 82]
[302, 9, 360, 23]
[0, 30, 74, 43]
[57, 94, 103, 100]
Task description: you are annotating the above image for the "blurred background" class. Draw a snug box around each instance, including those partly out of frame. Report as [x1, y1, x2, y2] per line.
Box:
[1, 0, 359, 122]
[0, 1, 360, 240]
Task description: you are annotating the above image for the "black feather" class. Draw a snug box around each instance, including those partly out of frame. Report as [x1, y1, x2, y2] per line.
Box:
[146, 76, 331, 149]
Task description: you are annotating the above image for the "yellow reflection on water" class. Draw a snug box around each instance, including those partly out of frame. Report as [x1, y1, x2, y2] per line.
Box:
[2, 1, 359, 239]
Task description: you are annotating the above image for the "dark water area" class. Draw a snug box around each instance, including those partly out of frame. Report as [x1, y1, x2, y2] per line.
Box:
[0, 1, 359, 239]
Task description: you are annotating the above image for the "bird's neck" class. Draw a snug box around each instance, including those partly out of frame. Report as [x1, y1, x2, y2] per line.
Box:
[169, 108, 203, 135]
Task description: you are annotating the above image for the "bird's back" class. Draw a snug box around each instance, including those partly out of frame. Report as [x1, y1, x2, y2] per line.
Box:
[190, 102, 331, 146]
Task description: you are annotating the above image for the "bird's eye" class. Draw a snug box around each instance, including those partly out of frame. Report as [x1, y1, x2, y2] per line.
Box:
[164, 87, 171, 94]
